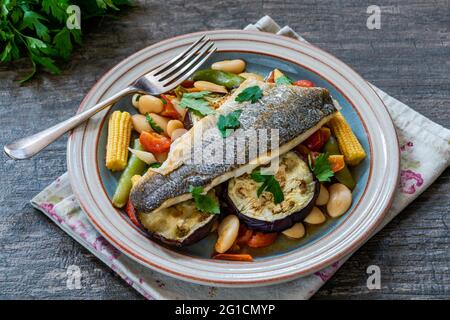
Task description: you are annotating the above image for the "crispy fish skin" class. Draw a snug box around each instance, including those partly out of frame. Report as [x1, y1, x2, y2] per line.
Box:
[131, 81, 337, 214]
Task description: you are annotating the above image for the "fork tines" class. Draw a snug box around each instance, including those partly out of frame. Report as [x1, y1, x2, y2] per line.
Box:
[150, 35, 216, 89]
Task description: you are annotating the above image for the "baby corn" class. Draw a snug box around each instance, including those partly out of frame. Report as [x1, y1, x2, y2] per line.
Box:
[328, 112, 366, 166]
[106, 111, 132, 171]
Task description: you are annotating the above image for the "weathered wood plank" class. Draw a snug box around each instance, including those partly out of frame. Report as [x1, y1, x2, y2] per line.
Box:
[0, 0, 448, 299]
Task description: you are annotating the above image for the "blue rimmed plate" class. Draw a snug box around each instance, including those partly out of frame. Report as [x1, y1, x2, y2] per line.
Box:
[68, 30, 399, 287]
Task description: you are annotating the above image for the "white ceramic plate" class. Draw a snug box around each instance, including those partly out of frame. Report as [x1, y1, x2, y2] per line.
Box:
[68, 30, 399, 287]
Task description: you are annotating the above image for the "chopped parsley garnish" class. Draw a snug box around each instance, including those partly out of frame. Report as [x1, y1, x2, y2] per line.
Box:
[217, 109, 242, 138]
[235, 86, 263, 103]
[275, 75, 293, 85]
[189, 185, 220, 214]
[179, 91, 215, 117]
[308, 152, 334, 182]
[146, 113, 163, 134]
[250, 169, 284, 204]
[149, 163, 162, 168]
[182, 91, 210, 99]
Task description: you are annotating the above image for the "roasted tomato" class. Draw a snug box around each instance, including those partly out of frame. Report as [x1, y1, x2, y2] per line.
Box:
[304, 130, 324, 151]
[160, 94, 180, 119]
[328, 154, 345, 173]
[304, 128, 331, 152]
[319, 127, 331, 143]
[212, 253, 253, 261]
[247, 232, 278, 248]
[139, 131, 171, 154]
[236, 224, 253, 246]
[293, 79, 315, 87]
[125, 199, 140, 228]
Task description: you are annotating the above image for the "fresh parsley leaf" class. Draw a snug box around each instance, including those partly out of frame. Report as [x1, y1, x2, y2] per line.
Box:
[179, 91, 215, 117]
[189, 185, 220, 214]
[54, 28, 72, 60]
[309, 152, 334, 182]
[217, 109, 242, 138]
[275, 75, 293, 85]
[21, 11, 50, 41]
[149, 162, 161, 168]
[145, 113, 163, 134]
[42, 0, 67, 23]
[96, 0, 120, 10]
[183, 91, 210, 99]
[32, 54, 60, 74]
[235, 86, 262, 103]
[250, 169, 284, 204]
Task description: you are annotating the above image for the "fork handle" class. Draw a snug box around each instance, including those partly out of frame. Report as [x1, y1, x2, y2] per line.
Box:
[4, 87, 135, 160]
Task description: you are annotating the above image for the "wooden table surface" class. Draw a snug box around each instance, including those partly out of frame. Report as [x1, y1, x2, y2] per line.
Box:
[1, 0, 449, 299]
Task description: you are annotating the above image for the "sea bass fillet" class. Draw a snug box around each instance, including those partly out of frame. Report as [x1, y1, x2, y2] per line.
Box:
[131, 79, 337, 214]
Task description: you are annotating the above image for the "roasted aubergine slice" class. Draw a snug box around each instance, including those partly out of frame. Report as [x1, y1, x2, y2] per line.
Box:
[225, 151, 319, 232]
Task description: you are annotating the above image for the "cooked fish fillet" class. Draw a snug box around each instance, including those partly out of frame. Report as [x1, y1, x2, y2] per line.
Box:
[131, 79, 337, 214]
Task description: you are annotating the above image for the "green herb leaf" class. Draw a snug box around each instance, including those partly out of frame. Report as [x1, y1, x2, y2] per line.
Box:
[21, 11, 50, 41]
[275, 75, 292, 85]
[174, 85, 187, 99]
[149, 162, 161, 168]
[179, 91, 215, 117]
[54, 28, 72, 60]
[183, 91, 210, 99]
[0, 0, 130, 82]
[146, 113, 163, 134]
[42, 0, 67, 23]
[216, 109, 242, 138]
[235, 86, 262, 103]
[189, 185, 220, 214]
[31, 54, 60, 74]
[309, 152, 334, 182]
[250, 169, 284, 204]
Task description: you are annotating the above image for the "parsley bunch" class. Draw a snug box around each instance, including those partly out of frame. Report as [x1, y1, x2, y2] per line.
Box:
[0, 0, 131, 82]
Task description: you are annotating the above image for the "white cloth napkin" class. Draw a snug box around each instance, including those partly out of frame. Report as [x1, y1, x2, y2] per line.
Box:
[31, 16, 450, 299]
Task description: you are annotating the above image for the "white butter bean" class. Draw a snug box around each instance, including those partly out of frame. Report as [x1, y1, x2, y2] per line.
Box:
[147, 113, 169, 135]
[132, 94, 141, 108]
[170, 128, 188, 141]
[212, 59, 246, 74]
[327, 183, 352, 218]
[131, 114, 152, 133]
[215, 215, 240, 253]
[239, 72, 264, 81]
[138, 95, 164, 114]
[282, 222, 305, 239]
[193, 81, 228, 93]
[315, 184, 330, 206]
[167, 120, 184, 138]
[304, 206, 326, 225]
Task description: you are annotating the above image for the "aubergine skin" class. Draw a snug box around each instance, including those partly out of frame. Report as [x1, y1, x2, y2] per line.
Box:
[136, 190, 219, 247]
[223, 179, 319, 233]
[138, 215, 217, 247]
[182, 111, 194, 130]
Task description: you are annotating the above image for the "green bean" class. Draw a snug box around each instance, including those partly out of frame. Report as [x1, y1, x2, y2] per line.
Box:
[192, 69, 244, 89]
[323, 136, 356, 190]
[112, 139, 147, 208]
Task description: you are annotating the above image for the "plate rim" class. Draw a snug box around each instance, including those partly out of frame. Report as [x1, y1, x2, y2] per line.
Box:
[67, 29, 400, 287]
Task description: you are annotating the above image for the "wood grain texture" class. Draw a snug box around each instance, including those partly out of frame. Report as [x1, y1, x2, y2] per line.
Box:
[0, 0, 449, 299]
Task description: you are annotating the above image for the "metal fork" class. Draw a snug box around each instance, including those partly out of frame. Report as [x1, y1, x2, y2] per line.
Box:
[4, 35, 216, 160]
